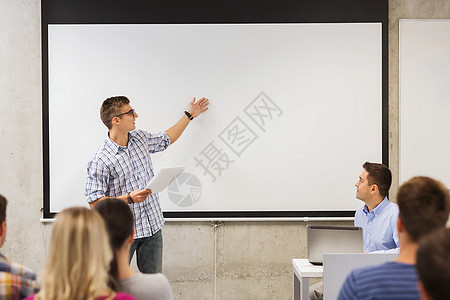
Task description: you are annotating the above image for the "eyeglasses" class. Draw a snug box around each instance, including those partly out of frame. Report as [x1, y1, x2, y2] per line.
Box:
[114, 109, 136, 118]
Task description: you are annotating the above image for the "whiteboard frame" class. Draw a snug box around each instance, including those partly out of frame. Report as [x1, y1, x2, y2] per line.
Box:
[41, 0, 389, 219]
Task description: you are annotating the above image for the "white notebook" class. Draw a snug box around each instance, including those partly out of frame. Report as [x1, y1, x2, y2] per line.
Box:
[145, 166, 185, 193]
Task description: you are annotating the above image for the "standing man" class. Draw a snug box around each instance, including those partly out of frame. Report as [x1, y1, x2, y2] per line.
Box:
[354, 162, 399, 253]
[85, 96, 209, 274]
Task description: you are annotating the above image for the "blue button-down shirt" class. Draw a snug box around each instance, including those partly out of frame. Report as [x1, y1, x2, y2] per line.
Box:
[85, 129, 171, 239]
[354, 197, 399, 253]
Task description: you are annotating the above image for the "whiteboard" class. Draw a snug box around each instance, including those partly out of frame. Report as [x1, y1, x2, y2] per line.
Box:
[47, 24, 383, 215]
[399, 20, 450, 186]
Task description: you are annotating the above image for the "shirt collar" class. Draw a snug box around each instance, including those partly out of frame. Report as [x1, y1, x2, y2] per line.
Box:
[363, 197, 389, 215]
[105, 131, 135, 154]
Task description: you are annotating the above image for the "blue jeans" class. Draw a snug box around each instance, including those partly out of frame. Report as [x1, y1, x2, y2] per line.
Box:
[129, 229, 163, 273]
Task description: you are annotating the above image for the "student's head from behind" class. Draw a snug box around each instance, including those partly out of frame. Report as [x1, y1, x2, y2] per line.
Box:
[37, 207, 113, 300]
[0, 194, 7, 247]
[416, 228, 450, 300]
[356, 162, 392, 200]
[100, 96, 131, 130]
[397, 176, 450, 243]
[94, 198, 134, 250]
[94, 198, 134, 282]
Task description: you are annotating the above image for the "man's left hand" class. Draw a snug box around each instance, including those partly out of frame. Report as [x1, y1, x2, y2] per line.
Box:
[187, 97, 209, 118]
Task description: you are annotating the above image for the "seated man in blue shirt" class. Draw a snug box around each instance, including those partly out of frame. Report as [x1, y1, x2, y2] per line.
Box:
[354, 162, 399, 253]
[310, 162, 399, 300]
[338, 176, 450, 300]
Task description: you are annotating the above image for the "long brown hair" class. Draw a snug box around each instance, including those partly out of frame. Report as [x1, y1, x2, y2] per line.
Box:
[94, 198, 134, 286]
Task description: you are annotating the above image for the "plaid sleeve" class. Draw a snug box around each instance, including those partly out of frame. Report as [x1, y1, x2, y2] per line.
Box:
[0, 261, 39, 299]
[85, 158, 110, 203]
[0, 272, 39, 299]
[4, 263, 36, 282]
[146, 131, 171, 153]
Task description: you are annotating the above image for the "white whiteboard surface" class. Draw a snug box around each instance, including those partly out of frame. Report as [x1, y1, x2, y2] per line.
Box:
[399, 20, 450, 187]
[48, 24, 382, 214]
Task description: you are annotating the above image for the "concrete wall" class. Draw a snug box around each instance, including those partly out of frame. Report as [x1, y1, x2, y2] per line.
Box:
[1, 1, 449, 299]
[388, 0, 450, 201]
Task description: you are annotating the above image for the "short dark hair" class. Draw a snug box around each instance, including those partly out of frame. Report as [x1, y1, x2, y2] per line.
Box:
[397, 176, 450, 242]
[94, 198, 134, 285]
[0, 194, 7, 223]
[417, 228, 450, 300]
[100, 96, 130, 129]
[362, 162, 392, 198]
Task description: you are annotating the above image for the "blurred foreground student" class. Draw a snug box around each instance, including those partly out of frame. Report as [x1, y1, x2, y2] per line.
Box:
[25, 207, 135, 300]
[338, 176, 450, 300]
[0, 194, 38, 299]
[94, 198, 173, 300]
[416, 227, 450, 300]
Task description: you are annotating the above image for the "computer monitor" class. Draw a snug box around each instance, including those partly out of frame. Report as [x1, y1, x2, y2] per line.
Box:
[307, 225, 363, 265]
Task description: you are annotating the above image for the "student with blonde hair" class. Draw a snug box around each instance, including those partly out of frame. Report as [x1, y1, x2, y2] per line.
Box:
[94, 198, 172, 300]
[25, 207, 135, 300]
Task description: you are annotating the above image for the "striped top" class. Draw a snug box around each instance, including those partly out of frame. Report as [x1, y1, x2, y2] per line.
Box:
[85, 130, 171, 239]
[338, 261, 419, 300]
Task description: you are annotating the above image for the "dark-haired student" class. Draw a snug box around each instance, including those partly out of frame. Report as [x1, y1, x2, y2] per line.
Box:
[338, 176, 450, 300]
[95, 198, 173, 300]
[0, 194, 39, 299]
[354, 162, 399, 253]
[416, 227, 450, 300]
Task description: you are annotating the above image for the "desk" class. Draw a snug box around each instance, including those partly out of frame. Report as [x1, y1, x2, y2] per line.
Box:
[292, 259, 323, 300]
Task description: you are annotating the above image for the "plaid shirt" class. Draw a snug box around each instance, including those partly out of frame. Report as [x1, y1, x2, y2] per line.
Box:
[0, 253, 38, 300]
[85, 130, 171, 238]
